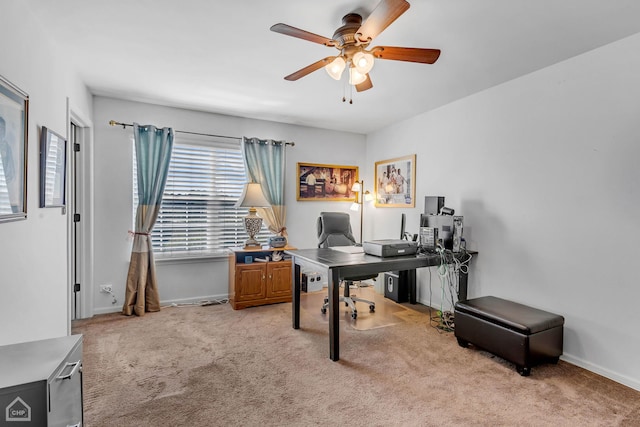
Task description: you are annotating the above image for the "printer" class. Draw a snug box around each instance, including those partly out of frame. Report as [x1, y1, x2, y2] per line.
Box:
[363, 239, 418, 257]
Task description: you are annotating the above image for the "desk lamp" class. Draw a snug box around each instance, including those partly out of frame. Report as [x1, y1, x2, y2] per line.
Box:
[235, 182, 270, 248]
[350, 180, 373, 245]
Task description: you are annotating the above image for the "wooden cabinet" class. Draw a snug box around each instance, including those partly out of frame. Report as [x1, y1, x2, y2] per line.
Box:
[0, 335, 83, 426]
[229, 247, 294, 310]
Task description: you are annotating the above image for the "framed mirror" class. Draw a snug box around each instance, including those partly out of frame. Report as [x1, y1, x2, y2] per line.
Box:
[39, 126, 67, 208]
[0, 74, 29, 222]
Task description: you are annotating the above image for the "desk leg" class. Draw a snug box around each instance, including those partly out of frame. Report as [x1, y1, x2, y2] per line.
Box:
[292, 261, 301, 329]
[458, 268, 468, 302]
[400, 270, 417, 304]
[328, 268, 340, 361]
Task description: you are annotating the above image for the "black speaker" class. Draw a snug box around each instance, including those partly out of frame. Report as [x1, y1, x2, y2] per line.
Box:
[384, 271, 408, 303]
[424, 196, 445, 215]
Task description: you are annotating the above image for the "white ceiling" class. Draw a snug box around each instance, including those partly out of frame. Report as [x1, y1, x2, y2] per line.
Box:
[23, 0, 640, 134]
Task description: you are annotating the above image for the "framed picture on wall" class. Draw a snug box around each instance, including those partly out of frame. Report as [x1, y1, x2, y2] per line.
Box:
[0, 74, 29, 222]
[296, 162, 358, 201]
[39, 126, 67, 208]
[374, 154, 416, 207]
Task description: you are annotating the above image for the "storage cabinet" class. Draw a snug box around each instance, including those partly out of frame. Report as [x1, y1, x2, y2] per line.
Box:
[229, 247, 294, 309]
[0, 335, 83, 427]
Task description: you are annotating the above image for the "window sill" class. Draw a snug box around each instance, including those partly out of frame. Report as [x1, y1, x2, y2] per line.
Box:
[155, 252, 229, 265]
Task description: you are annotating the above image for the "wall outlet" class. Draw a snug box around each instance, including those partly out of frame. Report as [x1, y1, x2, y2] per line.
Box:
[100, 284, 112, 293]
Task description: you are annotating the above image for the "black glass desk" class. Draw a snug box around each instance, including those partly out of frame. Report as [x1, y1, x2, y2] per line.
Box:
[285, 248, 475, 361]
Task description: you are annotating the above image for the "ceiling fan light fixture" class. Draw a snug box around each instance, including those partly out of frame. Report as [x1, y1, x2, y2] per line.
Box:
[353, 51, 375, 74]
[271, 0, 439, 94]
[325, 56, 346, 80]
[349, 67, 367, 85]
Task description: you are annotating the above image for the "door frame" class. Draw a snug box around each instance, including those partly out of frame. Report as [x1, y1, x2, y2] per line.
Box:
[67, 100, 95, 328]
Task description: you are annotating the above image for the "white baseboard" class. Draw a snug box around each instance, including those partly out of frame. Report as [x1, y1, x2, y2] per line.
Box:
[92, 293, 230, 316]
[560, 353, 640, 392]
[418, 298, 639, 392]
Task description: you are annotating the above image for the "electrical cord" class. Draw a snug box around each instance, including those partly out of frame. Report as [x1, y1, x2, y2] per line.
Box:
[163, 298, 229, 309]
[103, 289, 118, 305]
[427, 261, 454, 333]
[426, 247, 472, 333]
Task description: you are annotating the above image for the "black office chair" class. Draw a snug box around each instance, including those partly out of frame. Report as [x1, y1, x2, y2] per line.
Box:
[317, 212, 376, 319]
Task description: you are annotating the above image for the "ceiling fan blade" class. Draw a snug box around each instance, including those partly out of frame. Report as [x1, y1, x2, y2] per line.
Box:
[357, 0, 410, 42]
[284, 57, 336, 81]
[372, 46, 441, 64]
[355, 74, 373, 92]
[270, 23, 335, 46]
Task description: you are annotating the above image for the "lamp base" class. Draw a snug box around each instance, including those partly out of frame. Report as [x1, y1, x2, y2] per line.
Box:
[244, 238, 262, 248]
[243, 210, 263, 249]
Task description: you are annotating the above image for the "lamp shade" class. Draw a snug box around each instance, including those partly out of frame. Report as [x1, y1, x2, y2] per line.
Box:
[351, 181, 362, 192]
[325, 56, 346, 80]
[353, 51, 375, 74]
[235, 182, 270, 208]
[349, 67, 367, 85]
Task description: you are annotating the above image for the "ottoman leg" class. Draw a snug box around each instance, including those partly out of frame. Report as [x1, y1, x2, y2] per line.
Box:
[517, 365, 531, 377]
[457, 337, 469, 348]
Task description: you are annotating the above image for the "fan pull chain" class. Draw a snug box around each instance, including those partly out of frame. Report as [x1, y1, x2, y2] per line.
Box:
[342, 75, 347, 102]
[340, 76, 353, 104]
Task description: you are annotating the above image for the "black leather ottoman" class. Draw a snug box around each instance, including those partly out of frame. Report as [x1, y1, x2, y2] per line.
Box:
[454, 296, 564, 376]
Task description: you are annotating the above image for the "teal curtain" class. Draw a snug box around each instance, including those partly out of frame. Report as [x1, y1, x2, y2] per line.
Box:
[242, 137, 287, 236]
[123, 123, 173, 316]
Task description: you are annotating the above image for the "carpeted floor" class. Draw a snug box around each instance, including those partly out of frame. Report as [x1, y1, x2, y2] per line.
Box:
[72, 288, 640, 426]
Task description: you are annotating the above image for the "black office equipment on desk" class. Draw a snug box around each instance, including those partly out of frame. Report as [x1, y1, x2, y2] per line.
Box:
[363, 239, 418, 257]
[424, 196, 445, 215]
[420, 214, 454, 250]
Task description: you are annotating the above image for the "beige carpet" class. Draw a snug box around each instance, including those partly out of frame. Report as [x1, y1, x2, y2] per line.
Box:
[73, 288, 640, 426]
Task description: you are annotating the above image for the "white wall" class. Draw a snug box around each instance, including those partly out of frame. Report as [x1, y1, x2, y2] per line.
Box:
[366, 34, 640, 390]
[92, 96, 366, 313]
[0, 1, 92, 345]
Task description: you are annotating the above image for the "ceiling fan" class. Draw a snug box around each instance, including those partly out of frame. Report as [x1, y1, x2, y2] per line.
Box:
[270, 0, 440, 94]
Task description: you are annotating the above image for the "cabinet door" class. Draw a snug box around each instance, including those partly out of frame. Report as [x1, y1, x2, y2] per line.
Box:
[266, 261, 292, 298]
[48, 343, 83, 427]
[235, 263, 267, 301]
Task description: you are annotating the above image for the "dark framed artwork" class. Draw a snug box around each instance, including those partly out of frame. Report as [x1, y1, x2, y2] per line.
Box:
[296, 162, 358, 201]
[39, 126, 67, 208]
[0, 74, 29, 222]
[374, 154, 416, 207]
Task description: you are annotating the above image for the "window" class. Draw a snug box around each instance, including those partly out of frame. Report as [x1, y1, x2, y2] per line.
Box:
[133, 135, 268, 258]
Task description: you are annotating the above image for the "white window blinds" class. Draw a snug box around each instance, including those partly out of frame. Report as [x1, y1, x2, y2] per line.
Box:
[133, 135, 269, 257]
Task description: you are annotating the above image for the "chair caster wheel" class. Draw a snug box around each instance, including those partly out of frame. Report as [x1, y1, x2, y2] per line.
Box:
[369, 305, 375, 312]
[321, 308, 327, 314]
[351, 312, 358, 319]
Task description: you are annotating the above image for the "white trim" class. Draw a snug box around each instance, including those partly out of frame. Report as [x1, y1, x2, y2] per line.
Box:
[67, 98, 95, 321]
[560, 353, 640, 392]
[93, 293, 230, 315]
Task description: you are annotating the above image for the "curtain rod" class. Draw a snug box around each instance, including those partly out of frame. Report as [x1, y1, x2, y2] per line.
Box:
[109, 120, 295, 146]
